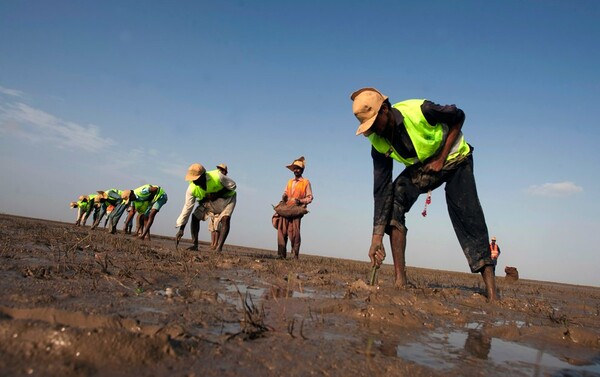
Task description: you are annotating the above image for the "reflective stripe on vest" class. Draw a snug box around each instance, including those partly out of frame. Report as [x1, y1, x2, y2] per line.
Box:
[368, 99, 470, 167]
[133, 184, 153, 202]
[105, 189, 123, 205]
[490, 243, 499, 259]
[77, 200, 89, 212]
[151, 187, 165, 203]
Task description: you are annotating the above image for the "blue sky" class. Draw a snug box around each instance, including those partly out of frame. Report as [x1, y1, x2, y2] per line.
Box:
[1, 1, 598, 287]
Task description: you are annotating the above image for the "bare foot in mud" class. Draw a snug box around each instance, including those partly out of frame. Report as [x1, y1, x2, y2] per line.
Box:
[481, 265, 499, 302]
[394, 273, 410, 289]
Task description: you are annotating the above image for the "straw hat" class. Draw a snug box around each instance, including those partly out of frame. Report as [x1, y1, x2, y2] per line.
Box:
[70, 201, 78, 208]
[491, 236, 497, 241]
[216, 163, 228, 174]
[350, 87, 388, 136]
[286, 156, 306, 171]
[97, 190, 108, 199]
[185, 163, 206, 181]
[78, 195, 88, 201]
[121, 190, 133, 204]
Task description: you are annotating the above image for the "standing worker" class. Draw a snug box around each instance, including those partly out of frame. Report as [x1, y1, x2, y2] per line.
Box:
[350, 87, 498, 301]
[121, 184, 168, 240]
[274, 156, 313, 259]
[490, 236, 501, 272]
[175, 163, 237, 252]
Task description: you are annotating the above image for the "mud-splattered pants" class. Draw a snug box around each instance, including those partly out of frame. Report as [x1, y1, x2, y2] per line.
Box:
[276, 216, 302, 258]
[390, 154, 493, 273]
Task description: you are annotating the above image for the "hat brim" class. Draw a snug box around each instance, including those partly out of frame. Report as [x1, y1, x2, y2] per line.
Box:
[287, 164, 304, 171]
[185, 172, 202, 181]
[355, 112, 378, 136]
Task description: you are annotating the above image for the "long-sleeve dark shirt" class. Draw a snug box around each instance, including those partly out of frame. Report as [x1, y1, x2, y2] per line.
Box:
[372, 100, 466, 235]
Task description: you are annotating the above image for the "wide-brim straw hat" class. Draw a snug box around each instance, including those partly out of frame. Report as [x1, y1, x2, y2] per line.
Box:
[286, 156, 306, 171]
[216, 163, 228, 174]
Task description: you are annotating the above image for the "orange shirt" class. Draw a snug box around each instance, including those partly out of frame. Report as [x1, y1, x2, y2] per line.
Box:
[284, 177, 313, 205]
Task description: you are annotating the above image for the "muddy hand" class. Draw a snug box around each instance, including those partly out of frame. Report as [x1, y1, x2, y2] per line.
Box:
[175, 229, 183, 249]
[368, 242, 385, 267]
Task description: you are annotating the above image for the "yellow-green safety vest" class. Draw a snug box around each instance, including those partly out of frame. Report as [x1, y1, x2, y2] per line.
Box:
[189, 170, 235, 201]
[367, 99, 470, 167]
[133, 184, 164, 203]
[104, 189, 123, 205]
[133, 200, 149, 213]
[77, 200, 89, 212]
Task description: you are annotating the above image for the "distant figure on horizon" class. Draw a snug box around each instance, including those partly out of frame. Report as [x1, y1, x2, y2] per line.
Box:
[273, 156, 313, 260]
[490, 236, 501, 272]
[175, 163, 237, 252]
[350, 87, 498, 301]
[121, 184, 168, 240]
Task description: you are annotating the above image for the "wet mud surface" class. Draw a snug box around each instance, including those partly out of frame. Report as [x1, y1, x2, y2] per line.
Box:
[0, 214, 599, 376]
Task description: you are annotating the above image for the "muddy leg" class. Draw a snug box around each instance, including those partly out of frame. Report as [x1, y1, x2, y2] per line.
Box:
[210, 231, 218, 250]
[390, 227, 408, 288]
[276, 218, 288, 259]
[187, 215, 199, 251]
[480, 265, 498, 301]
[215, 216, 230, 252]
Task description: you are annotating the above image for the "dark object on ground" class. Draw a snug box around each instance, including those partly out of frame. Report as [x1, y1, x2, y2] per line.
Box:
[272, 201, 308, 218]
[505, 266, 519, 281]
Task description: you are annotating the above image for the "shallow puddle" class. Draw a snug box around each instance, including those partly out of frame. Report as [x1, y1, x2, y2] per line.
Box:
[217, 279, 337, 308]
[394, 327, 600, 376]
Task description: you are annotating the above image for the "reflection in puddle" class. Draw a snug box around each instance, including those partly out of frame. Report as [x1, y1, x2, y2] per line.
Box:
[217, 282, 266, 308]
[205, 321, 241, 336]
[394, 328, 600, 375]
[218, 279, 340, 308]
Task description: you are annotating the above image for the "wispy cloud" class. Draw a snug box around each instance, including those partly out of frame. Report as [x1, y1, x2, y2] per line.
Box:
[0, 85, 24, 98]
[0, 102, 115, 152]
[526, 181, 583, 197]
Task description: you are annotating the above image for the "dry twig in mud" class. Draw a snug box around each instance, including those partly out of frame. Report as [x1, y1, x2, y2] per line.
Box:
[228, 288, 270, 341]
[95, 252, 110, 274]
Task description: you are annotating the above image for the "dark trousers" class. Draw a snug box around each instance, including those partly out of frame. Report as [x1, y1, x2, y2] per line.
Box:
[107, 202, 129, 229]
[391, 155, 492, 273]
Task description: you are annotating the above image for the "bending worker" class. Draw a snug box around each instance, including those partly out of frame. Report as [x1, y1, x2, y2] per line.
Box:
[350, 87, 498, 301]
[91, 189, 123, 230]
[121, 184, 168, 240]
[175, 163, 237, 252]
[80, 192, 100, 227]
[72, 195, 89, 226]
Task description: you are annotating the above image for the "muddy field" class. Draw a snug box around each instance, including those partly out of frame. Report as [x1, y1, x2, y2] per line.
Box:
[0, 214, 599, 377]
